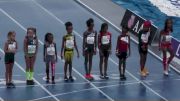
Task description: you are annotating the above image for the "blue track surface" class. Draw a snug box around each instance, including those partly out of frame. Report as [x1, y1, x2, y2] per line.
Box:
[0, 0, 180, 101]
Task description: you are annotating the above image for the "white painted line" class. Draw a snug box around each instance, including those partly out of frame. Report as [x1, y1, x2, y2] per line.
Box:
[37, 72, 64, 76]
[0, 0, 30, 3]
[0, 97, 4, 101]
[0, 81, 90, 89]
[0, 9, 60, 101]
[34, 0, 169, 100]
[42, 76, 76, 82]
[1, 5, 113, 101]
[29, 81, 140, 101]
[31, 1, 115, 101]
[75, 0, 180, 74]
[75, 1, 180, 101]
[0, 79, 26, 85]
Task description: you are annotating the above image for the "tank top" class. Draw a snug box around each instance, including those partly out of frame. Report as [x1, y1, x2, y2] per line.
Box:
[64, 34, 74, 51]
[99, 32, 111, 50]
[7, 40, 16, 52]
[46, 43, 56, 56]
[161, 31, 172, 44]
[118, 35, 129, 52]
[27, 37, 37, 54]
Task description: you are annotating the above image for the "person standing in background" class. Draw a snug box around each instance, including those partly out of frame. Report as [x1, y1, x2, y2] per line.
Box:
[159, 18, 174, 76]
[83, 18, 97, 81]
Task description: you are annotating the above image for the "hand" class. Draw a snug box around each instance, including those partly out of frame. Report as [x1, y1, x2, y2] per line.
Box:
[61, 54, 64, 60]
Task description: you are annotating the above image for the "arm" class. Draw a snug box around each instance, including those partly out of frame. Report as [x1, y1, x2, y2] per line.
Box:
[15, 41, 18, 53]
[61, 36, 65, 59]
[24, 38, 27, 55]
[36, 38, 39, 55]
[94, 31, 97, 54]
[82, 32, 86, 56]
[159, 31, 162, 50]
[98, 34, 101, 49]
[4, 42, 9, 53]
[43, 43, 46, 62]
[138, 31, 142, 45]
[55, 43, 58, 62]
[128, 35, 131, 57]
[109, 33, 112, 54]
[74, 35, 79, 58]
[116, 36, 120, 54]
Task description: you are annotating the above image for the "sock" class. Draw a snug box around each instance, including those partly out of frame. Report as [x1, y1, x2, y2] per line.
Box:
[29, 72, 34, 80]
[26, 71, 30, 80]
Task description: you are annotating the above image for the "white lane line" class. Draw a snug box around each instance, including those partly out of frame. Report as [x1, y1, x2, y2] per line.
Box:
[74, 0, 180, 74]
[0, 9, 60, 101]
[0, 97, 4, 101]
[0, 0, 30, 3]
[32, 0, 168, 101]
[29, 81, 140, 101]
[0, 5, 114, 101]
[31, 1, 115, 101]
[74, 0, 172, 101]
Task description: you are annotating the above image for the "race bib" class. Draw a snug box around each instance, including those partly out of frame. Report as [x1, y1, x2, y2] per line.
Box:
[102, 35, 110, 44]
[66, 37, 74, 49]
[87, 36, 95, 44]
[121, 36, 129, 43]
[141, 33, 149, 43]
[165, 35, 172, 42]
[8, 42, 16, 51]
[47, 45, 55, 55]
[28, 45, 36, 54]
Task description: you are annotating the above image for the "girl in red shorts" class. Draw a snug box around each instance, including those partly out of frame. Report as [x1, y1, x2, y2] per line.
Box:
[159, 18, 174, 76]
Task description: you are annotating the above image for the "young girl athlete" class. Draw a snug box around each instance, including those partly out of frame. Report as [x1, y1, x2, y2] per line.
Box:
[44, 33, 57, 84]
[138, 21, 151, 77]
[4, 31, 18, 88]
[24, 27, 38, 85]
[61, 22, 79, 82]
[159, 18, 174, 76]
[83, 18, 97, 80]
[98, 23, 112, 79]
[116, 26, 131, 80]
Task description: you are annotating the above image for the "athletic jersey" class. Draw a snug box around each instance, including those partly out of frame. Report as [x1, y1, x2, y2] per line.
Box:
[86, 32, 96, 45]
[117, 35, 129, 52]
[7, 40, 17, 52]
[26, 37, 37, 54]
[46, 43, 56, 56]
[99, 32, 111, 50]
[84, 30, 97, 50]
[161, 31, 172, 44]
[64, 34, 74, 51]
[139, 30, 150, 46]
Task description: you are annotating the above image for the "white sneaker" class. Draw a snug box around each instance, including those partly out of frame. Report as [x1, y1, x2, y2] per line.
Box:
[164, 71, 169, 76]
